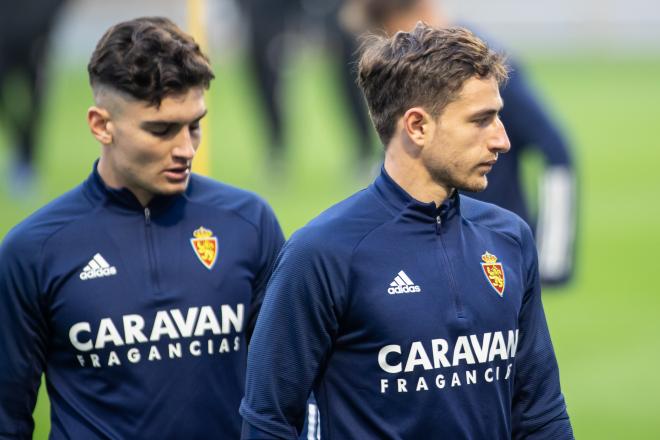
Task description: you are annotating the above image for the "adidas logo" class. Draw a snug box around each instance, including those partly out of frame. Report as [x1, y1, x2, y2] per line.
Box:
[79, 253, 117, 280]
[388, 270, 422, 294]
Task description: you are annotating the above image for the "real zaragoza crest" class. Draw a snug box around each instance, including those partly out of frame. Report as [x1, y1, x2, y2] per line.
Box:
[190, 226, 218, 270]
[481, 251, 505, 297]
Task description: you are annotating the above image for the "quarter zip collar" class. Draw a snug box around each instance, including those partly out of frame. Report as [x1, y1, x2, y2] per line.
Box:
[372, 166, 461, 222]
[83, 159, 182, 215]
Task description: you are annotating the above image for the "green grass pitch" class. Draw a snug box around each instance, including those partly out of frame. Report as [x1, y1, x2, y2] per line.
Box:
[1, 48, 659, 439]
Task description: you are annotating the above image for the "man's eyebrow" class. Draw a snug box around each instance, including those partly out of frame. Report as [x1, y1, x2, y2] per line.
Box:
[140, 109, 208, 127]
[190, 109, 208, 123]
[470, 106, 503, 119]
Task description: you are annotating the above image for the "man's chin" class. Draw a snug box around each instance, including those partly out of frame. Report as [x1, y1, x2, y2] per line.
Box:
[459, 177, 488, 193]
[158, 180, 190, 196]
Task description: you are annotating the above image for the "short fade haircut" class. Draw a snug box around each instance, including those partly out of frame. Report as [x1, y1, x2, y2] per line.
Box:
[357, 23, 508, 146]
[88, 17, 214, 107]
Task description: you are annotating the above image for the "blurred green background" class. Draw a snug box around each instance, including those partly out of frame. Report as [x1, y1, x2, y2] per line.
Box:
[1, 47, 660, 438]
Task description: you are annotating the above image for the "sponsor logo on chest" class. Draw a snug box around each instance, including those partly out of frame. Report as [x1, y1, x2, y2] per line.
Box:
[69, 304, 245, 368]
[378, 329, 519, 394]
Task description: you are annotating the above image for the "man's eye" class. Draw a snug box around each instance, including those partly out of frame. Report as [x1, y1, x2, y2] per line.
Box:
[474, 116, 494, 127]
[190, 123, 201, 132]
[150, 125, 174, 136]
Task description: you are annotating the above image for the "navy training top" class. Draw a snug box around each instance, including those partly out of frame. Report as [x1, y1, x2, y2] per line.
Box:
[0, 162, 284, 439]
[240, 168, 573, 439]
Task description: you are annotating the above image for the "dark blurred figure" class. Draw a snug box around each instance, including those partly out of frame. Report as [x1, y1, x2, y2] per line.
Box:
[0, 0, 66, 196]
[240, 0, 295, 163]
[341, 0, 578, 286]
[239, 0, 376, 173]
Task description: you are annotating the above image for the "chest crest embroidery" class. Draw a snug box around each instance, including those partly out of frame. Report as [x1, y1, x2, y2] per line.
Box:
[481, 251, 505, 297]
[190, 226, 218, 270]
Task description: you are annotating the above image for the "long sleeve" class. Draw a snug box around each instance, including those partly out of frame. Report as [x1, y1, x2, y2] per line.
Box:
[240, 230, 347, 439]
[0, 231, 49, 439]
[511, 225, 574, 439]
[536, 166, 577, 285]
[246, 203, 285, 343]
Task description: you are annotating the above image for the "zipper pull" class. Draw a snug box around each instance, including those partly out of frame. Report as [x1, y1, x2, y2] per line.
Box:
[144, 207, 151, 225]
[435, 215, 442, 234]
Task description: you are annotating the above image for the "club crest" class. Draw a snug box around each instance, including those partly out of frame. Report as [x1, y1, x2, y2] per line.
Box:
[481, 252, 505, 297]
[190, 226, 218, 270]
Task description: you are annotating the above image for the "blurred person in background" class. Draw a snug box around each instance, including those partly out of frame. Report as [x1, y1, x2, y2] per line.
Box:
[240, 0, 296, 167]
[240, 23, 573, 440]
[0, 0, 66, 197]
[340, 0, 578, 286]
[239, 0, 377, 174]
[0, 17, 284, 439]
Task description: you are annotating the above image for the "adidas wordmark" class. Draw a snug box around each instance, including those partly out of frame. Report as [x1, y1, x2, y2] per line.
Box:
[388, 270, 421, 294]
[79, 253, 117, 280]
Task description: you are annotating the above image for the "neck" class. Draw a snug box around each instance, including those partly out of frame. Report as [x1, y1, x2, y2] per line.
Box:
[383, 147, 452, 207]
[97, 157, 152, 207]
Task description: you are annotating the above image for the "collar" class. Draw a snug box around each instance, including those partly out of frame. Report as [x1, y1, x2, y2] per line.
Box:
[82, 160, 182, 215]
[372, 166, 461, 221]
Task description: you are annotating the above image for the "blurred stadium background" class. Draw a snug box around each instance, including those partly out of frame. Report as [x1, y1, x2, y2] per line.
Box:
[1, 0, 659, 438]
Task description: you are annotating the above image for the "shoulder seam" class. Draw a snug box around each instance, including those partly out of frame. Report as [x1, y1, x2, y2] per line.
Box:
[24, 195, 101, 315]
[38, 200, 102, 255]
[185, 198, 263, 234]
[345, 196, 399, 299]
[467, 217, 523, 250]
[461, 198, 524, 250]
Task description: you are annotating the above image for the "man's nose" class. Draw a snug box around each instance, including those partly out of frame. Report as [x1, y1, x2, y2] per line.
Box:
[490, 117, 511, 154]
[172, 128, 197, 160]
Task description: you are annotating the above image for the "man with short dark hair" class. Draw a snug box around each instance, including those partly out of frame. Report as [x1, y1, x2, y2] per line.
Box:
[0, 17, 284, 439]
[240, 24, 573, 439]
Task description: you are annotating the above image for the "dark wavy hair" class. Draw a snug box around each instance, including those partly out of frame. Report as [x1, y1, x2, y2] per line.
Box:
[357, 23, 508, 146]
[88, 17, 214, 106]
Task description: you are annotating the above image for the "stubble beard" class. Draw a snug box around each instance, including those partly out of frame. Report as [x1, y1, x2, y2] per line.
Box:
[428, 165, 488, 194]
[465, 173, 488, 192]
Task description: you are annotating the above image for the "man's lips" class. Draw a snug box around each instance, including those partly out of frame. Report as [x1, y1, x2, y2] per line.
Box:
[163, 167, 190, 181]
[476, 159, 497, 174]
[478, 159, 497, 168]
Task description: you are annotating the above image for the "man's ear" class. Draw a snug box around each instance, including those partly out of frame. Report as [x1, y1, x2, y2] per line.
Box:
[87, 106, 113, 145]
[402, 107, 433, 148]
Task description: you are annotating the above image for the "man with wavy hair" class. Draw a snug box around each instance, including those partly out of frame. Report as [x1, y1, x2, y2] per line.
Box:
[0, 17, 284, 439]
[341, 0, 578, 287]
[241, 23, 573, 439]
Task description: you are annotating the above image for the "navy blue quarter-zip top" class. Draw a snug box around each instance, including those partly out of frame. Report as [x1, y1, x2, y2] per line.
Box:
[241, 168, 573, 439]
[0, 161, 284, 439]
[433, 200, 465, 320]
[143, 206, 162, 293]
